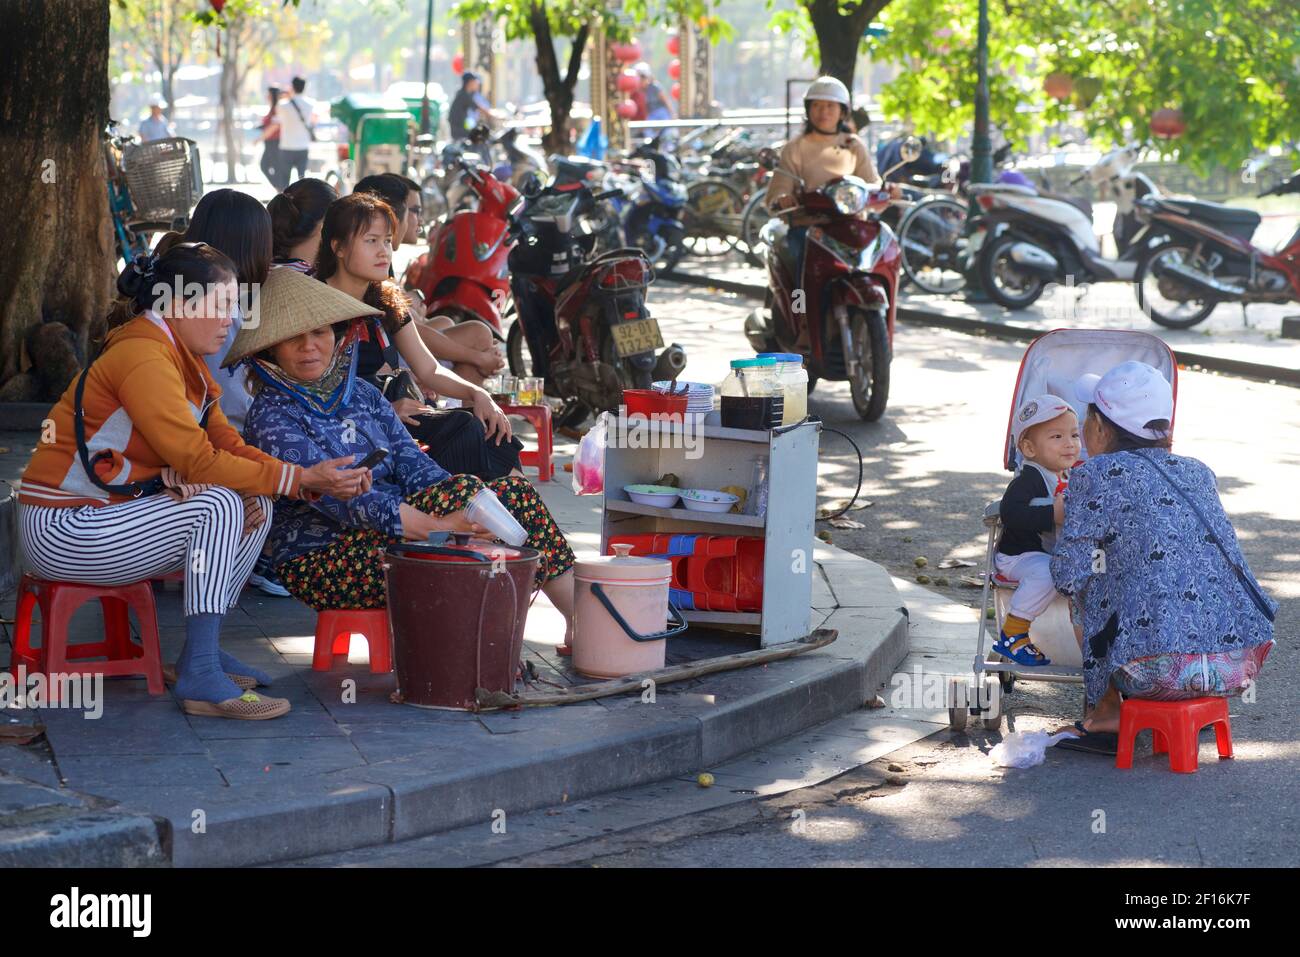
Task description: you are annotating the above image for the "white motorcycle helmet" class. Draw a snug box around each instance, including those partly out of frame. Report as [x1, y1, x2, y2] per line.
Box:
[803, 76, 852, 133]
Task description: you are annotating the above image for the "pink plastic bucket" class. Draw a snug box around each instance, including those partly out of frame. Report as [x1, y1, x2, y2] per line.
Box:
[573, 544, 687, 679]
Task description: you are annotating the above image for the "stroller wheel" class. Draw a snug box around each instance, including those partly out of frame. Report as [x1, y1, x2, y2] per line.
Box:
[947, 706, 968, 731]
[982, 714, 1003, 731]
[998, 671, 1016, 694]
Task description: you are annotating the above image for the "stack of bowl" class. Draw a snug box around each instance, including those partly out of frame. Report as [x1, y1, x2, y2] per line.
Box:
[654, 381, 714, 424]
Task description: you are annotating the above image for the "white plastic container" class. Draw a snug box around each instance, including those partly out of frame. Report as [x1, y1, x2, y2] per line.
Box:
[758, 352, 808, 426]
[464, 488, 527, 545]
[573, 544, 677, 678]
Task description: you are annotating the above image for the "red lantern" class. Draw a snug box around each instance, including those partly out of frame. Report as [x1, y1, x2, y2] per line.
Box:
[616, 70, 639, 94]
[1151, 108, 1186, 139]
[671, 82, 681, 100]
[209, 0, 226, 12]
[452, 53, 465, 74]
[616, 99, 638, 120]
[613, 39, 642, 64]
[668, 59, 681, 80]
[666, 33, 681, 56]
[1043, 72, 1073, 101]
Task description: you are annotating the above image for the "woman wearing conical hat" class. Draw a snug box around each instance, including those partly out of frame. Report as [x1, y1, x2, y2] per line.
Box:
[232, 267, 578, 646]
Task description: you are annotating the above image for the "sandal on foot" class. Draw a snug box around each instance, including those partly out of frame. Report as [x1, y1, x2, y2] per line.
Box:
[163, 663, 257, 692]
[991, 632, 1051, 667]
[1055, 720, 1119, 755]
[181, 691, 291, 721]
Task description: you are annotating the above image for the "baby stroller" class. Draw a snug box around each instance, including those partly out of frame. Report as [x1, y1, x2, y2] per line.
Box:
[949, 328, 1179, 730]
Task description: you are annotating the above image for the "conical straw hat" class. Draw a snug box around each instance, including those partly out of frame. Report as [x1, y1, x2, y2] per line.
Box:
[222, 267, 381, 368]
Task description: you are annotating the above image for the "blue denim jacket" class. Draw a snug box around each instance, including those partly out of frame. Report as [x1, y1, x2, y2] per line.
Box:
[1049, 449, 1275, 705]
[244, 379, 450, 568]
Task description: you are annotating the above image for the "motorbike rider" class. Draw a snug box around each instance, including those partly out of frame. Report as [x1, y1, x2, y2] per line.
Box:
[765, 77, 899, 281]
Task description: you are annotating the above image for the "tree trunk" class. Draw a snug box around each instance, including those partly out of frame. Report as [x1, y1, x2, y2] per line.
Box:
[220, 27, 241, 183]
[529, 5, 587, 155]
[0, 0, 113, 398]
[806, 0, 891, 92]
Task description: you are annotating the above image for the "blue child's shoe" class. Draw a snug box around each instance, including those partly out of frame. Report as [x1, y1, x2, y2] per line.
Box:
[991, 631, 1051, 666]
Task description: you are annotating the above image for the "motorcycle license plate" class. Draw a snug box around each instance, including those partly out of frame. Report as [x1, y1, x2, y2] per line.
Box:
[610, 318, 664, 358]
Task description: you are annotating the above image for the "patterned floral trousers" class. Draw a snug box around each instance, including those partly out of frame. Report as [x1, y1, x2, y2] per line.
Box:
[278, 475, 575, 610]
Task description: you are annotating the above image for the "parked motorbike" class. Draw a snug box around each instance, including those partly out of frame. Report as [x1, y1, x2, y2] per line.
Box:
[1133, 167, 1300, 328]
[743, 148, 901, 422]
[973, 145, 1164, 309]
[406, 160, 518, 337]
[493, 127, 547, 189]
[621, 139, 690, 271]
[505, 179, 688, 422]
[549, 153, 623, 254]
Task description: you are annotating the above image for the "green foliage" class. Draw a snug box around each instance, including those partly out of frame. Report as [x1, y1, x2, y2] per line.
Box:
[1024, 0, 1300, 170]
[451, 0, 732, 44]
[865, 0, 1300, 171]
[867, 0, 1039, 145]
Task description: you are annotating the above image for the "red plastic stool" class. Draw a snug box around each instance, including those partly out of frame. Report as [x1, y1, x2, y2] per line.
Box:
[10, 574, 165, 697]
[501, 403, 553, 482]
[313, 609, 392, 673]
[1116, 696, 1233, 773]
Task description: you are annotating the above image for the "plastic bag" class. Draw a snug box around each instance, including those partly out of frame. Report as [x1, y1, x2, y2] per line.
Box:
[572, 413, 609, 495]
[989, 729, 1079, 768]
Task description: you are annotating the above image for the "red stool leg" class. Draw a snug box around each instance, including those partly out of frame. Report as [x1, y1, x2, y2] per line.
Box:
[1165, 714, 1200, 773]
[10, 580, 42, 678]
[534, 407, 553, 481]
[123, 581, 165, 695]
[42, 585, 84, 705]
[1152, 728, 1169, 755]
[1115, 703, 1140, 770]
[1213, 716, 1234, 760]
[367, 615, 392, 674]
[313, 612, 342, 671]
[101, 596, 136, 659]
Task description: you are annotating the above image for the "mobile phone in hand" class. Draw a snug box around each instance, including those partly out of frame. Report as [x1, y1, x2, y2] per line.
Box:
[352, 449, 389, 470]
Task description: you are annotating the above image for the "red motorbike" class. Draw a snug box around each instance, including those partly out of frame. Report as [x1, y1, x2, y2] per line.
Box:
[744, 149, 901, 421]
[404, 161, 518, 336]
[506, 180, 687, 423]
[1133, 168, 1300, 328]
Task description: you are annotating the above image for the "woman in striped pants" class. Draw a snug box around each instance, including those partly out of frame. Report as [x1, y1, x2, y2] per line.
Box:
[19, 244, 369, 720]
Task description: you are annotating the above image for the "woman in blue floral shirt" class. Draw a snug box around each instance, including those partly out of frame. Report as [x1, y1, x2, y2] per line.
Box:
[228, 267, 577, 642]
[1050, 362, 1274, 750]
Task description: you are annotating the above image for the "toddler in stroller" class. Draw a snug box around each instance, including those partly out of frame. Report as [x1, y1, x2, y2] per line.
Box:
[992, 395, 1080, 666]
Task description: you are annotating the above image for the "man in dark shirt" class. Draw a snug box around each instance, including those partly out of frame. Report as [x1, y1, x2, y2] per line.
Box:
[992, 394, 1080, 665]
[447, 72, 491, 141]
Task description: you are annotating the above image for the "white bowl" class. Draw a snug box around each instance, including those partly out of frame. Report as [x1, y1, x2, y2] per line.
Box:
[624, 484, 681, 508]
[680, 488, 740, 513]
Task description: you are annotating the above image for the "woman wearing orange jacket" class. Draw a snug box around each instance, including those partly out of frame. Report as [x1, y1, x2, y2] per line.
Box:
[19, 243, 370, 720]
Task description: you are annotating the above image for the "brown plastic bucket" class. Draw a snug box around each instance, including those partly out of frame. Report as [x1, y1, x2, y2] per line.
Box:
[383, 540, 540, 710]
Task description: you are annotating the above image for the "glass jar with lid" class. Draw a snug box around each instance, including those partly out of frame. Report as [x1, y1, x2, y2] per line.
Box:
[757, 352, 808, 426]
[720, 357, 783, 430]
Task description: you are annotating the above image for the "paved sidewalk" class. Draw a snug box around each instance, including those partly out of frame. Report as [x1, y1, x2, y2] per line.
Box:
[0, 428, 909, 867]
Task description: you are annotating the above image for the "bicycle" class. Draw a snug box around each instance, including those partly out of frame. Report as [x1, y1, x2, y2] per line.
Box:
[104, 120, 204, 267]
[103, 121, 152, 267]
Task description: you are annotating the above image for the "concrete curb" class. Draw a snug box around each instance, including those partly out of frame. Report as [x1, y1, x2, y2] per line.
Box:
[661, 270, 1300, 388]
[0, 771, 170, 868]
[99, 551, 908, 867]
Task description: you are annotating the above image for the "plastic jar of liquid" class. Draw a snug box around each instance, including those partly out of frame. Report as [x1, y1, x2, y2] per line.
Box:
[720, 358, 784, 430]
[758, 352, 808, 426]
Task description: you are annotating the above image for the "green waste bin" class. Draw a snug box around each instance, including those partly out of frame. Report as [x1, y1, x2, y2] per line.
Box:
[330, 94, 413, 180]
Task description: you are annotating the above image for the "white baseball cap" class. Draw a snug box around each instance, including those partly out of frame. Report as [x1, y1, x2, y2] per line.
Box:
[1012, 393, 1075, 445]
[1075, 361, 1173, 440]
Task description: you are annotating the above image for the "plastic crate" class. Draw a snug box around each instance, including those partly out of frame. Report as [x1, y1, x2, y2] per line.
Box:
[121, 137, 203, 227]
